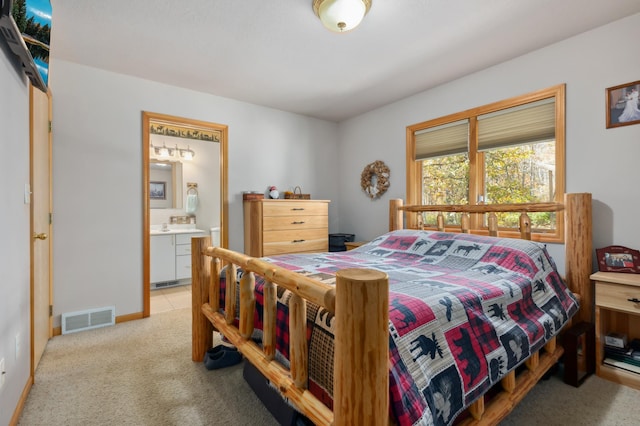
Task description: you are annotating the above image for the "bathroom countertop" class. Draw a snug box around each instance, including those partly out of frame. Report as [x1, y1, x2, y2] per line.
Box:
[150, 228, 207, 236]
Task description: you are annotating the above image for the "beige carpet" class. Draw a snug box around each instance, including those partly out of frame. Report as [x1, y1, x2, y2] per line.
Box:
[19, 308, 277, 426]
[19, 308, 640, 425]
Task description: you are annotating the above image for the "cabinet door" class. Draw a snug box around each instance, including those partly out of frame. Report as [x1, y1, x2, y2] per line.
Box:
[150, 235, 175, 283]
[176, 255, 192, 280]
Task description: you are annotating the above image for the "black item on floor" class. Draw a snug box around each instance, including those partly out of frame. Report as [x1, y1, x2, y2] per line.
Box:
[204, 347, 243, 370]
[328, 233, 355, 252]
[243, 361, 313, 425]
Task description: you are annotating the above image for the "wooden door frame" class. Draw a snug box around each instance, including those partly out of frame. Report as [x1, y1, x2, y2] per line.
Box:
[142, 111, 228, 317]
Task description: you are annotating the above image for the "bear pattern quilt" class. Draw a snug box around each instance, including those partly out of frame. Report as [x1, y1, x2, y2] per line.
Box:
[220, 230, 579, 426]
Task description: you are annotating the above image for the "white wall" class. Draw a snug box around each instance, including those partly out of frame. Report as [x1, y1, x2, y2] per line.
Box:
[0, 42, 32, 425]
[337, 13, 640, 274]
[49, 59, 340, 324]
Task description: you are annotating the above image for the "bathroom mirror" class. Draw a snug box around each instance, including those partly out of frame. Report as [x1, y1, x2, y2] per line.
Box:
[149, 159, 183, 209]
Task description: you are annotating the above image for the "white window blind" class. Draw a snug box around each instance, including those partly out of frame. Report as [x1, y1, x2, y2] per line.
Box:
[477, 98, 555, 151]
[414, 119, 469, 160]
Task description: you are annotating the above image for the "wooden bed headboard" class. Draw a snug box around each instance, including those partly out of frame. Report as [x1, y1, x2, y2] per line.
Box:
[389, 192, 593, 324]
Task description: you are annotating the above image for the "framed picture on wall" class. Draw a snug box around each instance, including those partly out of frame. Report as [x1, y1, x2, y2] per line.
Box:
[596, 245, 640, 274]
[606, 80, 640, 128]
[150, 181, 166, 200]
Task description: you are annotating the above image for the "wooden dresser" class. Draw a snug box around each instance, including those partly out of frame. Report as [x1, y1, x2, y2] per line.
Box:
[243, 199, 330, 257]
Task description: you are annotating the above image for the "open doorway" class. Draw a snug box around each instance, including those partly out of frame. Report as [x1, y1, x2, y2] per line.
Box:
[142, 111, 228, 317]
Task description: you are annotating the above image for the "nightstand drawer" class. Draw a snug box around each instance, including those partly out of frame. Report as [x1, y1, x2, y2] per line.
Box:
[596, 281, 640, 315]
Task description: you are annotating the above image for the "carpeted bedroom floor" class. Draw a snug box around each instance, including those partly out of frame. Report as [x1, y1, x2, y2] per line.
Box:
[18, 308, 640, 425]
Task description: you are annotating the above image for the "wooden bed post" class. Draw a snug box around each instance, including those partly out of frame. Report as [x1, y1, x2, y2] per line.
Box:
[192, 236, 213, 362]
[390, 199, 403, 231]
[334, 269, 389, 426]
[564, 193, 593, 324]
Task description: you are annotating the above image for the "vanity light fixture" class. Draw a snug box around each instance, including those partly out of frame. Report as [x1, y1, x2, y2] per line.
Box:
[312, 0, 371, 33]
[179, 146, 195, 161]
[155, 143, 174, 159]
[150, 142, 195, 160]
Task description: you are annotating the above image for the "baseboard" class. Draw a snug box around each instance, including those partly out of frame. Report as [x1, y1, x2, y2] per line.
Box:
[116, 311, 144, 324]
[53, 311, 144, 336]
[9, 374, 33, 426]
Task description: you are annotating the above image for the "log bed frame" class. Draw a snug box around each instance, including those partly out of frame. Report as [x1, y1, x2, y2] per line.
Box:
[192, 192, 592, 426]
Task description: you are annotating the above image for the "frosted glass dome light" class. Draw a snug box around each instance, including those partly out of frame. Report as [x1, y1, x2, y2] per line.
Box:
[313, 0, 372, 33]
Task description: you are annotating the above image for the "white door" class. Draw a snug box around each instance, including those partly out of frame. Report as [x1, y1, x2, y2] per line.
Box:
[30, 85, 52, 370]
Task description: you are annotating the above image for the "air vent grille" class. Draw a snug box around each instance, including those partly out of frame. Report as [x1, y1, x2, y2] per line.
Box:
[62, 306, 115, 334]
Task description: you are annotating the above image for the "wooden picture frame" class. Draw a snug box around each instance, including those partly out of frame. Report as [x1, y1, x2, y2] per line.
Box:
[150, 181, 166, 200]
[606, 80, 640, 128]
[596, 245, 640, 273]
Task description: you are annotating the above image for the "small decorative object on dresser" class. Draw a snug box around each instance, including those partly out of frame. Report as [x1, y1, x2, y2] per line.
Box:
[284, 186, 310, 199]
[268, 186, 279, 199]
[596, 245, 640, 273]
[242, 191, 264, 201]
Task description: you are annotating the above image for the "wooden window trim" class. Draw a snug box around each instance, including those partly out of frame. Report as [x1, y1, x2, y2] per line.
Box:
[406, 84, 566, 243]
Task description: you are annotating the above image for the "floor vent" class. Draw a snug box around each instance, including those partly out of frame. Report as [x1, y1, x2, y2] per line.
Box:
[61, 306, 115, 335]
[152, 280, 179, 290]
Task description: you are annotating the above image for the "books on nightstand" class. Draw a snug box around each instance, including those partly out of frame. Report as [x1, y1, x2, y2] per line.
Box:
[604, 338, 640, 374]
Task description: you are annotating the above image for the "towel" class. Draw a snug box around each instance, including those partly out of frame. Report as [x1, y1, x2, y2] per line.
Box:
[185, 193, 198, 214]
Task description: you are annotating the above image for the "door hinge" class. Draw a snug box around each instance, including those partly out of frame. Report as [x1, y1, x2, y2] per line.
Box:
[49, 305, 53, 316]
[48, 121, 52, 133]
[49, 212, 53, 224]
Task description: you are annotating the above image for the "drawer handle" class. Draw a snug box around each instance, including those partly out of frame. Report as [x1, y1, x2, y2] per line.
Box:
[628, 298, 640, 303]
[292, 239, 306, 243]
[292, 208, 305, 211]
[292, 221, 305, 225]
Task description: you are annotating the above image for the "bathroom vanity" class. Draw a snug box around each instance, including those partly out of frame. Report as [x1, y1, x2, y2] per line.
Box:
[150, 228, 206, 288]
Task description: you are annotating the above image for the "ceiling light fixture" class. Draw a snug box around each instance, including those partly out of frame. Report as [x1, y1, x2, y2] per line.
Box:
[313, 0, 372, 33]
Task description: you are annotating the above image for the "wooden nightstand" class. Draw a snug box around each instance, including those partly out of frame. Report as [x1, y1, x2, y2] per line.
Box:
[591, 271, 640, 390]
[345, 241, 367, 251]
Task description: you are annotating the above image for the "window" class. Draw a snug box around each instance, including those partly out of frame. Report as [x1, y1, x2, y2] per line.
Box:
[406, 84, 565, 242]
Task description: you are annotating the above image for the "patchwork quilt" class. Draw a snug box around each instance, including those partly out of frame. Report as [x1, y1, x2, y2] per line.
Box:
[220, 230, 579, 426]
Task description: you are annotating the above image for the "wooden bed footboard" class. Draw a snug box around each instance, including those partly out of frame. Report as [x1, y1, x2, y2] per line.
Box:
[192, 240, 389, 426]
[192, 192, 592, 426]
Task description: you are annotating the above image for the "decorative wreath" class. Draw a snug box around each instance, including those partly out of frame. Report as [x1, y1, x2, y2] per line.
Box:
[360, 160, 390, 199]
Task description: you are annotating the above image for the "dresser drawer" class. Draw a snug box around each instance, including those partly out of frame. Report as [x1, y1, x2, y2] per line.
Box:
[596, 281, 640, 315]
[263, 215, 328, 231]
[263, 202, 328, 217]
[263, 239, 328, 256]
[263, 228, 327, 244]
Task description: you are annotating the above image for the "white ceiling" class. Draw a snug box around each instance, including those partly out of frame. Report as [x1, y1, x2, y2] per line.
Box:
[49, 0, 640, 122]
